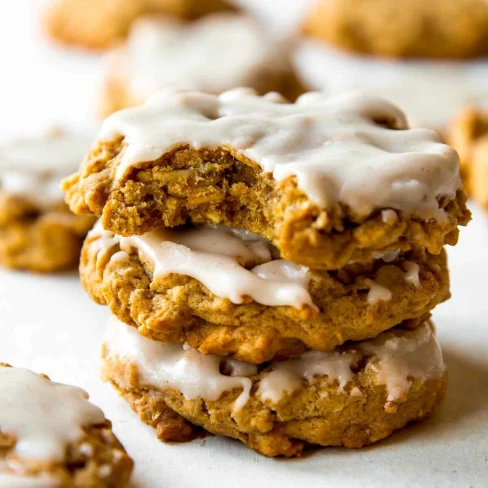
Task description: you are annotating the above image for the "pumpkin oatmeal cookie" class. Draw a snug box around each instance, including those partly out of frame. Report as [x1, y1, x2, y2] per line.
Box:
[0, 363, 133, 487]
[100, 14, 305, 116]
[448, 107, 488, 210]
[303, 0, 488, 59]
[82, 222, 449, 364]
[102, 318, 447, 457]
[0, 131, 95, 272]
[63, 88, 470, 270]
[44, 0, 234, 50]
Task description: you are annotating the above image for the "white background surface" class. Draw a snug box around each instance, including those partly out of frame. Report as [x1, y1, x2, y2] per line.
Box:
[1, 2, 488, 487]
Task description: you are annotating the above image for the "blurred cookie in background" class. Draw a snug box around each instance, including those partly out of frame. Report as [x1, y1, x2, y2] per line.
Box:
[298, 0, 488, 128]
[448, 107, 488, 211]
[303, 0, 488, 59]
[43, 0, 235, 50]
[0, 129, 95, 272]
[100, 13, 305, 116]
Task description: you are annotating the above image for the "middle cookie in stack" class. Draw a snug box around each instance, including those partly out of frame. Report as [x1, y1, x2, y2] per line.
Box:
[65, 88, 469, 457]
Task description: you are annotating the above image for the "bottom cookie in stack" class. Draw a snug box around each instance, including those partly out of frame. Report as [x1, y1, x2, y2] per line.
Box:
[102, 316, 447, 458]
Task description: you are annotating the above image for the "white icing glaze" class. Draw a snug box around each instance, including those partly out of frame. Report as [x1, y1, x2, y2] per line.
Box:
[105, 317, 254, 410]
[122, 14, 291, 102]
[100, 87, 460, 219]
[88, 222, 315, 309]
[366, 279, 392, 304]
[0, 474, 59, 488]
[105, 317, 445, 408]
[97, 465, 112, 479]
[350, 387, 362, 397]
[404, 261, 421, 287]
[0, 131, 93, 205]
[297, 40, 488, 127]
[358, 324, 446, 402]
[256, 350, 356, 403]
[371, 249, 401, 263]
[381, 209, 399, 224]
[0, 368, 105, 462]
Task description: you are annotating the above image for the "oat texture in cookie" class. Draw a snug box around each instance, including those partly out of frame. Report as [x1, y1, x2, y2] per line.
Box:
[0, 364, 133, 487]
[103, 317, 447, 457]
[64, 88, 470, 269]
[81, 221, 449, 363]
[101, 13, 305, 115]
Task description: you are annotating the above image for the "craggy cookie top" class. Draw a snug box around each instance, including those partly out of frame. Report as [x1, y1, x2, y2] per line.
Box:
[119, 14, 295, 102]
[100, 88, 461, 220]
[0, 130, 93, 206]
[105, 317, 446, 411]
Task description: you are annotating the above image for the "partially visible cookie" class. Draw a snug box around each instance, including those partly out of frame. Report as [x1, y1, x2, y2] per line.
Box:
[103, 317, 447, 457]
[0, 131, 96, 272]
[0, 363, 133, 487]
[303, 0, 488, 59]
[44, 0, 234, 50]
[81, 221, 449, 363]
[448, 107, 488, 210]
[100, 13, 305, 116]
[63, 88, 470, 270]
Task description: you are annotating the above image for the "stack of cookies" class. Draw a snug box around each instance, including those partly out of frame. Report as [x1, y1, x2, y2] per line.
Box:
[64, 88, 470, 457]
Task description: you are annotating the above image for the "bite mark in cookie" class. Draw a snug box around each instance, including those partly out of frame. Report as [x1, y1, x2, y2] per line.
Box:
[64, 88, 470, 269]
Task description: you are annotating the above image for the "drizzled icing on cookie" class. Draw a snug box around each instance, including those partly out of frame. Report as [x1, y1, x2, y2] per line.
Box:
[359, 324, 446, 402]
[256, 350, 356, 403]
[105, 316, 256, 410]
[366, 280, 392, 304]
[88, 222, 316, 309]
[105, 318, 445, 408]
[0, 131, 93, 205]
[366, 260, 423, 304]
[100, 88, 461, 219]
[0, 367, 105, 462]
[403, 261, 421, 287]
[123, 14, 291, 101]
